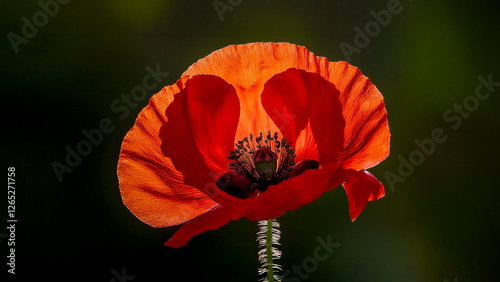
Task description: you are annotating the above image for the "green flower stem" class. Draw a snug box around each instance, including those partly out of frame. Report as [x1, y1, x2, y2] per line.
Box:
[266, 219, 274, 282]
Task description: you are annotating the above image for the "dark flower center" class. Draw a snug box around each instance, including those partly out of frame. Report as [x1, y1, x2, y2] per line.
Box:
[216, 131, 319, 199]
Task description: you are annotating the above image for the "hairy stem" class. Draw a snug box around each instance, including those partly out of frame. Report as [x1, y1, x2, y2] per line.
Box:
[266, 219, 274, 282]
[257, 219, 282, 282]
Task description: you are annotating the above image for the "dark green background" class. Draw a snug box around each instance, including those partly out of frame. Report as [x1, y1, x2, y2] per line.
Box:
[2, 0, 499, 281]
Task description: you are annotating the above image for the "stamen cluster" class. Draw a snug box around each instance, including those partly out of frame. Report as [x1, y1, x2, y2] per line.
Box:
[228, 131, 296, 192]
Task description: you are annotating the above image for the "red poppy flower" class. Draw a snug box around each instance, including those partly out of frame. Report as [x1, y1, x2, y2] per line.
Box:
[117, 42, 390, 248]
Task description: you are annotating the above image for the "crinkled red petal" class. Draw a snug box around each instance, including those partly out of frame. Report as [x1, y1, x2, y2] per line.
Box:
[184, 43, 389, 170]
[165, 163, 342, 248]
[261, 68, 344, 164]
[118, 78, 218, 227]
[330, 63, 390, 170]
[160, 74, 241, 205]
[341, 169, 385, 221]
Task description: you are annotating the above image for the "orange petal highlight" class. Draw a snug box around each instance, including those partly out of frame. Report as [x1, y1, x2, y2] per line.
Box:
[327, 63, 390, 170]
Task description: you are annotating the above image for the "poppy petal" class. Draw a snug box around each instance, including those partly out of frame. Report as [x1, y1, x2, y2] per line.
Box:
[184, 43, 388, 168]
[261, 68, 318, 161]
[182, 43, 331, 144]
[118, 80, 218, 227]
[165, 163, 343, 248]
[261, 68, 344, 164]
[184, 43, 287, 142]
[165, 204, 248, 248]
[341, 169, 385, 221]
[245, 162, 343, 221]
[160, 75, 240, 205]
[261, 64, 389, 170]
[329, 63, 390, 170]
